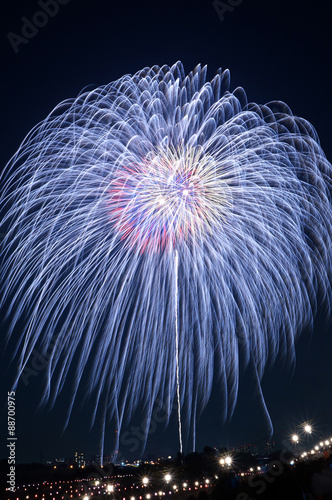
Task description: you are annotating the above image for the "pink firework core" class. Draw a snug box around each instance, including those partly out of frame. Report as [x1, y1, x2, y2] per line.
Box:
[107, 149, 227, 253]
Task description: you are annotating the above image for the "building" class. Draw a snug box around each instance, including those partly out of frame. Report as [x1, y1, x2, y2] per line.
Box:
[74, 451, 85, 468]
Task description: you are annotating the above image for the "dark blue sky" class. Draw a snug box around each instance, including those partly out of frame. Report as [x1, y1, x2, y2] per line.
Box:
[1, 0, 332, 464]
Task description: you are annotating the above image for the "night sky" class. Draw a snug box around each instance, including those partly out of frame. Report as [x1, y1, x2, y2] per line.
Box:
[1, 0, 332, 464]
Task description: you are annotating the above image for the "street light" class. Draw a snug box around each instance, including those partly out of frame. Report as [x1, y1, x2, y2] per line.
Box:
[142, 477, 149, 486]
[164, 474, 172, 483]
[304, 424, 312, 434]
[225, 456, 232, 466]
[292, 434, 299, 443]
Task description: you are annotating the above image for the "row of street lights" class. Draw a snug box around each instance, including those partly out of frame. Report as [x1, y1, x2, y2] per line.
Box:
[290, 422, 332, 458]
[141, 458, 232, 488]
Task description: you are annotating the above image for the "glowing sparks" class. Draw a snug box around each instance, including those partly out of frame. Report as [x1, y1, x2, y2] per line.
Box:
[1, 62, 332, 453]
[108, 146, 231, 253]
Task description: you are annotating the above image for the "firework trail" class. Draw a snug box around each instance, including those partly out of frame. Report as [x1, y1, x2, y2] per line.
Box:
[1, 62, 332, 454]
[174, 249, 183, 454]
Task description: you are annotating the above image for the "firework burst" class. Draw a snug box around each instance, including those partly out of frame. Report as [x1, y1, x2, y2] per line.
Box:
[1, 62, 332, 452]
[108, 146, 230, 252]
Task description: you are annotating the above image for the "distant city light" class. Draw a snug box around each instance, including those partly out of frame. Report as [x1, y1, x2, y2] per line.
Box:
[304, 424, 312, 433]
[13, 434, 332, 500]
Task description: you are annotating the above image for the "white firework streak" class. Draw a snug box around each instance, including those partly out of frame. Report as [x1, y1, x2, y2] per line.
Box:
[1, 62, 332, 451]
